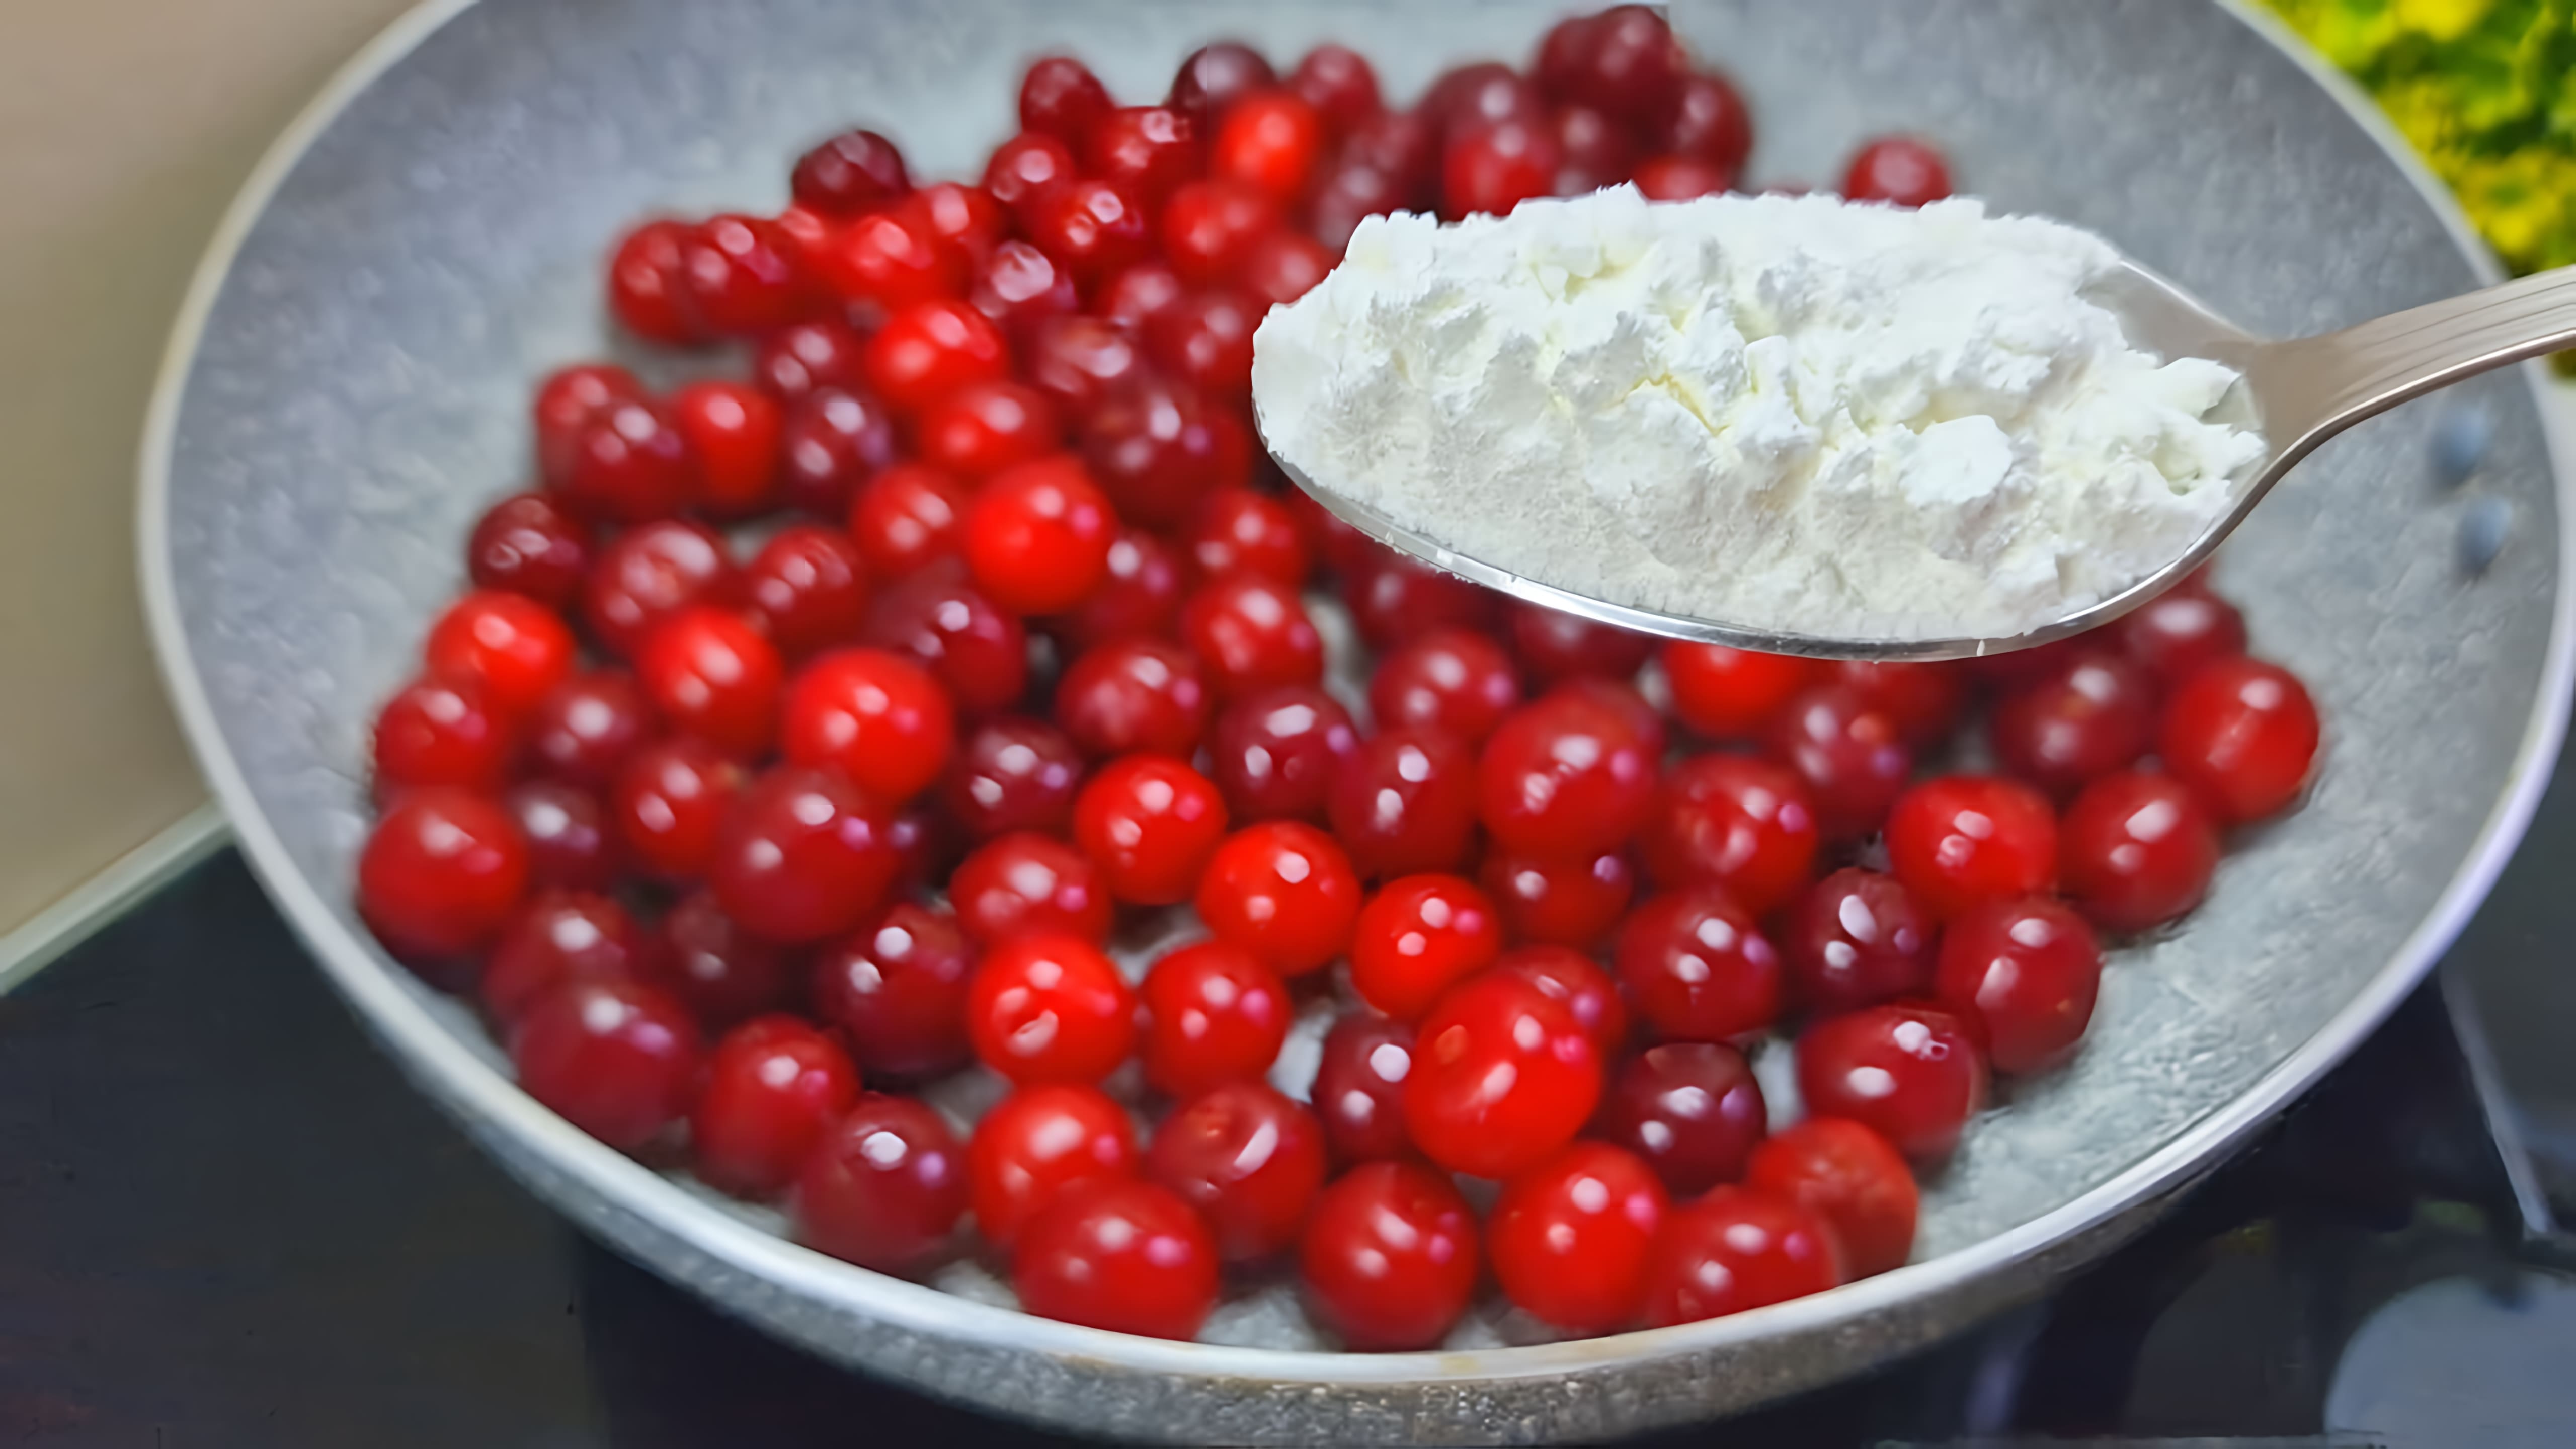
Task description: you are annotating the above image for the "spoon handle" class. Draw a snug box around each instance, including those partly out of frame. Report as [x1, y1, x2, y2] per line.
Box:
[2250, 265, 2576, 453]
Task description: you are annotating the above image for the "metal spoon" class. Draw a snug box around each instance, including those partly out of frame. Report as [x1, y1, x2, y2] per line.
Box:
[1263, 260, 2576, 661]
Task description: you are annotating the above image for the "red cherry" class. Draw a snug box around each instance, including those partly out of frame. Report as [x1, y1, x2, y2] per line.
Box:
[1138, 940, 1290, 1097]
[668, 380, 782, 517]
[1329, 727, 1480, 879]
[1194, 821, 1361, 976]
[963, 455, 1116, 615]
[676, 214, 807, 336]
[1144, 289, 1262, 403]
[753, 319, 869, 404]
[794, 1094, 967, 1270]
[1237, 230, 1334, 307]
[968, 934, 1136, 1086]
[942, 715, 1083, 841]
[969, 1083, 1138, 1249]
[862, 567, 1030, 715]
[847, 463, 969, 584]
[1184, 487, 1309, 588]
[1029, 179, 1153, 284]
[1964, 635, 2091, 694]
[2059, 769, 2222, 932]
[778, 386, 901, 517]
[691, 1017, 859, 1198]
[1425, 63, 1546, 138]
[1844, 136, 1953, 206]
[1796, 1002, 1988, 1161]
[1161, 179, 1282, 287]
[1934, 895, 2102, 1075]
[982, 131, 1080, 224]
[1640, 1185, 1841, 1326]
[1209, 685, 1358, 824]
[1341, 551, 1498, 651]
[1653, 72, 1753, 172]
[1745, 1119, 1917, 1279]
[1990, 652, 2157, 796]
[1370, 628, 1520, 746]
[534, 363, 642, 491]
[560, 395, 694, 524]
[1543, 4, 1688, 120]
[1782, 868, 1936, 1017]
[1638, 753, 1820, 915]
[468, 492, 590, 608]
[1826, 659, 1968, 745]
[1056, 527, 1188, 651]
[637, 608, 782, 758]
[508, 781, 615, 894]
[424, 590, 575, 716]
[1310, 1012, 1413, 1164]
[1086, 106, 1205, 209]
[509, 977, 703, 1157]
[1442, 117, 1561, 218]
[1631, 154, 1731, 201]
[1287, 44, 1383, 135]
[582, 518, 736, 660]
[646, 888, 791, 1030]
[1767, 685, 1910, 840]
[1477, 691, 1657, 859]
[1180, 573, 1324, 699]
[1300, 1161, 1478, 1350]
[1020, 56, 1114, 143]
[1349, 874, 1503, 1021]
[1481, 847, 1635, 950]
[1074, 754, 1230, 907]
[899, 182, 1009, 273]
[1096, 260, 1188, 327]
[1055, 638, 1211, 759]
[1082, 374, 1247, 527]
[1662, 643, 1817, 740]
[481, 890, 643, 1025]
[1167, 42, 1274, 129]
[1405, 971, 1601, 1179]
[780, 647, 954, 801]
[1015, 1178, 1218, 1340]
[2113, 589, 2248, 686]
[862, 299, 1009, 414]
[790, 127, 910, 215]
[606, 219, 703, 345]
[815, 209, 963, 311]
[1615, 886, 1784, 1044]
[1506, 602, 1652, 686]
[1149, 1082, 1325, 1260]
[741, 524, 869, 660]
[812, 901, 977, 1080]
[358, 788, 529, 962]
[1338, 103, 1438, 181]
[1213, 90, 1324, 204]
[610, 738, 742, 883]
[969, 240, 1081, 338]
[1597, 1040, 1766, 1196]
[1281, 485, 1376, 578]
[2160, 657, 2319, 823]
[709, 765, 900, 944]
[373, 674, 510, 793]
[1489, 949, 1623, 1060]
[950, 832, 1113, 946]
[1308, 160, 1413, 252]
[921, 381, 1060, 480]
[1490, 1142, 1669, 1333]
[1885, 775, 2059, 920]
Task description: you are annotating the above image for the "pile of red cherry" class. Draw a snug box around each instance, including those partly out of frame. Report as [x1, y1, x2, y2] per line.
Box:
[354, 6, 2323, 1348]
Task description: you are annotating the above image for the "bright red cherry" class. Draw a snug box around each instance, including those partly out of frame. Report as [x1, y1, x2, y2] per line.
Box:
[1538, 5, 1687, 120]
[582, 518, 737, 660]
[1636, 754, 1819, 915]
[559, 395, 694, 524]
[1056, 528, 1188, 651]
[982, 131, 1080, 223]
[480, 891, 643, 1025]
[1885, 775, 2059, 920]
[1020, 56, 1114, 142]
[1183, 487, 1309, 587]
[675, 213, 807, 336]
[637, 608, 782, 758]
[1745, 1119, 1918, 1279]
[1149, 1082, 1325, 1260]
[1653, 72, 1753, 172]
[423, 590, 575, 717]
[610, 738, 742, 883]
[791, 127, 910, 215]
[967, 934, 1136, 1086]
[1935, 896, 2103, 1075]
[1781, 868, 1935, 1017]
[1213, 89, 1324, 204]
[1797, 1002, 1989, 1161]
[1640, 1185, 1841, 1327]
[510, 978, 703, 1150]
[815, 208, 963, 311]
[1405, 971, 1601, 1179]
[373, 674, 510, 794]
[1991, 652, 2158, 796]
[468, 492, 590, 608]
[1370, 628, 1520, 746]
[1480, 848, 1634, 951]
[1490, 1142, 1669, 1333]
[1167, 42, 1273, 129]
[741, 524, 868, 660]
[646, 888, 790, 1031]
[534, 363, 642, 491]
[1492, 944, 1629, 1056]
[1631, 154, 1731, 200]
[1073, 755, 1229, 906]
[1549, 104, 1634, 193]
[1144, 289, 1261, 403]
[606, 219, 702, 344]
[2114, 589, 2249, 686]
[1055, 638, 1210, 760]
[1340, 552, 1497, 651]
[1029, 179, 1154, 284]
[691, 1017, 860, 1198]
[1180, 573, 1324, 699]
[1329, 726, 1480, 879]
[1300, 1161, 1478, 1350]
[811, 901, 976, 1080]
[1662, 643, 1818, 740]
[1965, 635, 2091, 694]
[862, 299, 1009, 414]
[779, 647, 954, 801]
[1768, 685, 1910, 840]
[969, 1083, 1138, 1250]
[358, 787, 528, 962]
[793, 1094, 968, 1271]
[1236, 230, 1334, 307]
[1288, 43, 1383, 134]
[669, 380, 782, 517]
[1506, 602, 1652, 686]
[1844, 136, 1953, 206]
[1308, 159, 1414, 251]
[1478, 691, 1657, 859]
[1138, 940, 1291, 1097]
[1615, 887, 1783, 1044]
[1442, 117, 1561, 218]
[949, 832, 1113, 946]
[1194, 821, 1361, 977]
[1309, 1013, 1413, 1164]
[709, 765, 900, 944]
[1161, 179, 1281, 287]
[1209, 685, 1358, 824]
[753, 319, 869, 404]
[1082, 373, 1246, 527]
[1096, 259, 1188, 327]
[942, 716, 1083, 841]
[962, 455, 1116, 616]
[2159, 657, 2320, 823]
[1087, 105, 1203, 205]
[506, 781, 617, 895]
[1826, 659, 1968, 745]
[2060, 769, 2222, 932]
[1349, 874, 1503, 1021]
[1015, 1178, 1219, 1340]
[900, 182, 1009, 272]
[1597, 1040, 1767, 1196]
[921, 381, 1060, 479]
[862, 566, 1029, 714]
[970, 239, 1081, 337]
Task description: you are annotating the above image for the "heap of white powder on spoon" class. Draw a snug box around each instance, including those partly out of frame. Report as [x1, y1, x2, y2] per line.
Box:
[1249, 185, 2266, 645]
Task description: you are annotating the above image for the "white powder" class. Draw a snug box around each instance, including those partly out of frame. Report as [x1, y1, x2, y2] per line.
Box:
[1250, 187, 2265, 643]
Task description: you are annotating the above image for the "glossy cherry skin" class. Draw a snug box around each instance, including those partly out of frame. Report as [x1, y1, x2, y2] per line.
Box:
[1745, 1119, 1918, 1279]
[1288, 43, 1383, 134]
[1023, 320, 1146, 426]
[2159, 657, 2320, 823]
[942, 715, 1083, 841]
[1843, 136, 1953, 206]
[1341, 552, 1497, 651]
[1990, 652, 2158, 796]
[1160, 179, 1280, 286]
[967, 934, 1137, 1086]
[1629, 154, 1729, 200]
[510, 978, 703, 1150]
[1796, 1002, 1989, 1162]
[961, 455, 1116, 616]
[793, 1094, 968, 1271]
[637, 608, 783, 758]
[468, 492, 590, 608]
[1073, 754, 1230, 907]
[1149, 1082, 1327, 1260]
[969, 1083, 1138, 1249]
[691, 1017, 861, 1199]
[814, 208, 962, 312]
[1167, 41, 1273, 125]
[1404, 971, 1602, 1180]
[921, 380, 1060, 480]
[1088, 104, 1205, 206]
[1028, 178, 1154, 284]
[1370, 628, 1520, 746]
[1194, 821, 1362, 977]
[861, 299, 1008, 414]
[811, 902, 976, 1080]
[2059, 769, 2222, 932]
[1477, 691, 1657, 860]
[645, 888, 791, 1031]
[1081, 374, 1246, 528]
[480, 890, 642, 1024]
[1096, 259, 1187, 327]
[791, 127, 910, 214]
[780, 647, 954, 802]
[1549, 104, 1635, 193]
[1480, 847, 1635, 950]
[1329, 727, 1480, 879]
[1540, 4, 1688, 118]
[606, 218, 701, 345]
[1137, 940, 1292, 1097]
[1442, 117, 1561, 218]
[1308, 157, 1415, 251]
[423, 590, 575, 717]
[709, 765, 900, 944]
[862, 567, 1029, 716]
[1661, 643, 1818, 741]
[1493, 944, 1630, 1058]
[1826, 659, 1968, 746]
[1781, 868, 1937, 1017]
[1597, 1040, 1768, 1197]
[1636, 754, 1819, 916]
[534, 363, 643, 490]
[742, 524, 869, 660]
[1205, 685, 1357, 826]
[983, 131, 1080, 224]
[1653, 71, 1753, 172]
[970, 240, 1081, 338]
[1020, 55, 1114, 142]
[1056, 528, 1188, 652]
[1056, 638, 1210, 760]
[1934, 896, 2104, 1074]
[1015, 1177, 1219, 1340]
[1184, 487, 1309, 587]
[675, 213, 807, 336]
[373, 674, 511, 794]
[669, 380, 783, 518]
[1237, 230, 1334, 307]
[582, 518, 737, 661]
[1349, 874, 1503, 1021]
[2114, 589, 2249, 686]
[1309, 1012, 1414, 1164]
[1213, 89, 1324, 204]
[1180, 573, 1325, 700]
[1615, 887, 1784, 1044]
[1490, 1141, 1670, 1333]
[1639, 1186, 1842, 1327]
[558, 394, 694, 524]
[610, 738, 743, 883]
[950, 831, 1113, 947]
[779, 386, 903, 518]
[1767, 685, 1911, 840]
[1506, 602, 1653, 686]
[507, 781, 618, 894]
[1885, 775, 2060, 921]
[1554, 675, 1668, 753]
[1300, 1161, 1479, 1351]
[358, 787, 529, 962]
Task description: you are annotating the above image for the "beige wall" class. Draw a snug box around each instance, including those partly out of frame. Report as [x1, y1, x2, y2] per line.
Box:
[0, 1, 417, 934]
